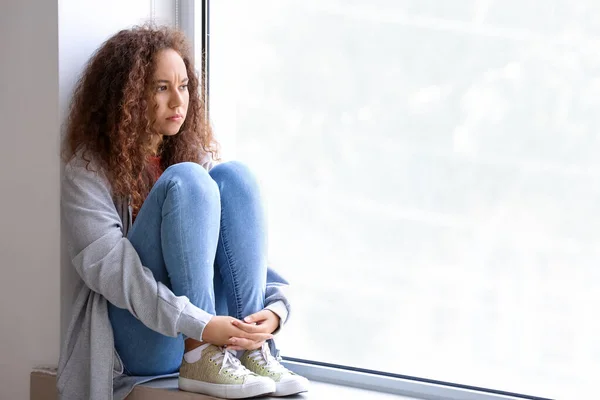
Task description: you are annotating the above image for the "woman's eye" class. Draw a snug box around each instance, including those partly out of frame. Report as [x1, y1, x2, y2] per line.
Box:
[157, 85, 168, 92]
[180, 84, 188, 91]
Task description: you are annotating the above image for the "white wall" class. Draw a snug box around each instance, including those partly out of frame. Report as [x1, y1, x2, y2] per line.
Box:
[0, 1, 60, 399]
[0, 1, 173, 398]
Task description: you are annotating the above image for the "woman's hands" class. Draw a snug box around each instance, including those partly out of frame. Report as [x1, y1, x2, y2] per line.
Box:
[227, 310, 281, 351]
[243, 309, 280, 334]
[202, 310, 281, 351]
[202, 316, 274, 349]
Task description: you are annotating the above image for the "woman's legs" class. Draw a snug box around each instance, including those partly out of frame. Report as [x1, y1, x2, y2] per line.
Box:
[108, 161, 269, 376]
[210, 161, 268, 320]
[108, 162, 221, 376]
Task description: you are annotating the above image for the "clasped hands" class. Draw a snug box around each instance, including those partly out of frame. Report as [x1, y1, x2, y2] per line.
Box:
[201, 309, 280, 351]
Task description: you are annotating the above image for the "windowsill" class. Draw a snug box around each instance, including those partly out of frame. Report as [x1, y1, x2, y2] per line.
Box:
[30, 369, 416, 400]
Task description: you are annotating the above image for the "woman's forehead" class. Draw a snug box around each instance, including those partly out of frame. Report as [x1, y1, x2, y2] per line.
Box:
[153, 48, 187, 79]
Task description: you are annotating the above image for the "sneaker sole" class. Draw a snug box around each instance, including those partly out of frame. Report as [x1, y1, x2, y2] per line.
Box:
[179, 376, 275, 399]
[272, 379, 310, 397]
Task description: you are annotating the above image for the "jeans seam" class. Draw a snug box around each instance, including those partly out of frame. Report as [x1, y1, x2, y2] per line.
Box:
[172, 181, 191, 299]
[219, 210, 243, 319]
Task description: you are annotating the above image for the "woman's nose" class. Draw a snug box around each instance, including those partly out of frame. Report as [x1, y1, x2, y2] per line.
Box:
[169, 89, 183, 108]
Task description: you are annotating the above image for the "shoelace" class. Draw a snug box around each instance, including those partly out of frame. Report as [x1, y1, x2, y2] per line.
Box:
[211, 347, 253, 377]
[248, 343, 288, 374]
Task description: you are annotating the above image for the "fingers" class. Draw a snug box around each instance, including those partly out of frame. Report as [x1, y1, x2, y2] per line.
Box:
[245, 332, 273, 342]
[231, 319, 261, 333]
[247, 341, 264, 350]
[227, 337, 266, 351]
[228, 331, 272, 344]
[243, 310, 269, 324]
[231, 319, 272, 336]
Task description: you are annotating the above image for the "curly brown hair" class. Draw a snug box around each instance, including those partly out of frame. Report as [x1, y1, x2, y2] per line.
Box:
[63, 25, 219, 210]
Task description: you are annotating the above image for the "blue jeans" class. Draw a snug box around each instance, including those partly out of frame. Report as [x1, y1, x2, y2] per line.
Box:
[108, 161, 267, 376]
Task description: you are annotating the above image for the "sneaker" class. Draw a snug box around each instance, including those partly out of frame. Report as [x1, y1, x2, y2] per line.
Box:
[241, 343, 309, 397]
[179, 343, 276, 399]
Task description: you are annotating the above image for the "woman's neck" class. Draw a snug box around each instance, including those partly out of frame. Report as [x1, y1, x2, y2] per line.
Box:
[150, 134, 163, 156]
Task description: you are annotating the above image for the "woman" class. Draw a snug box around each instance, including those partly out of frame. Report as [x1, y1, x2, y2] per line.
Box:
[59, 25, 308, 400]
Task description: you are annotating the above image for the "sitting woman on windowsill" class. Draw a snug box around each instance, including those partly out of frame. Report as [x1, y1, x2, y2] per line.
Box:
[58, 25, 308, 400]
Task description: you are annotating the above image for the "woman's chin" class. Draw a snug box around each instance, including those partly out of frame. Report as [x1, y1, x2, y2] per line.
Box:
[161, 129, 181, 137]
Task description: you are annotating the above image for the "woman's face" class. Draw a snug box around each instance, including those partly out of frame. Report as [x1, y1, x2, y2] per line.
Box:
[149, 48, 190, 137]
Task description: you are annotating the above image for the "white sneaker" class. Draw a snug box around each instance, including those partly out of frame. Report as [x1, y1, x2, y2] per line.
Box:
[241, 343, 309, 397]
[179, 343, 275, 399]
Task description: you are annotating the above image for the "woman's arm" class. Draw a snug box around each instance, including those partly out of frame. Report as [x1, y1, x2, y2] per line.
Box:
[62, 159, 212, 341]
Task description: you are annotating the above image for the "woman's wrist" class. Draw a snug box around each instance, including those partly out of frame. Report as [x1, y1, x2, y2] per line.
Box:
[264, 301, 288, 334]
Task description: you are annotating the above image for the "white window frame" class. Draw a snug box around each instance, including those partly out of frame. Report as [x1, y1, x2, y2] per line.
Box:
[177, 2, 554, 399]
[151, 0, 179, 29]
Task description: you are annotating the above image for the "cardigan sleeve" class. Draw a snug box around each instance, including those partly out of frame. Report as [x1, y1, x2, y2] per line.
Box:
[62, 159, 213, 341]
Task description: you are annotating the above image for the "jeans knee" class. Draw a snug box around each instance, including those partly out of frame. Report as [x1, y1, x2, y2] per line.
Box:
[209, 161, 260, 199]
[162, 162, 220, 205]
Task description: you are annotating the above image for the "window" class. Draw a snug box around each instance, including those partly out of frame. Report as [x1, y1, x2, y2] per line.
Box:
[185, 1, 600, 398]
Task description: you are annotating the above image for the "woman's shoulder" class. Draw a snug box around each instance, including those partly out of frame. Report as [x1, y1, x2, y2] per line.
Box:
[63, 150, 108, 185]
